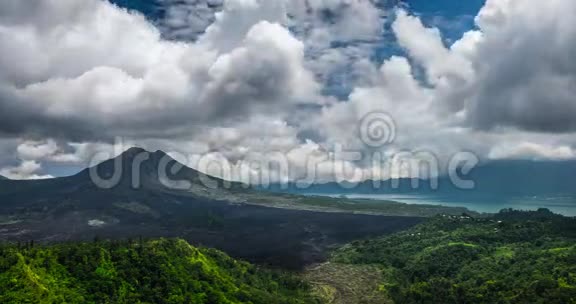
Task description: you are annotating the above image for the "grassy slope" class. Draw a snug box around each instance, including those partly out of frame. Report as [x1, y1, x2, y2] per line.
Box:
[311, 209, 576, 304]
[0, 239, 320, 304]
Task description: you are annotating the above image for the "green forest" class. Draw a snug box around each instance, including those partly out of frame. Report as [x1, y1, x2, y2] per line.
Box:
[0, 238, 319, 304]
[332, 209, 576, 303]
[1, 209, 575, 303]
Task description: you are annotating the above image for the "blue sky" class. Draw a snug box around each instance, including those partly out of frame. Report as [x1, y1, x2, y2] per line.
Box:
[406, 0, 486, 17]
[404, 0, 485, 42]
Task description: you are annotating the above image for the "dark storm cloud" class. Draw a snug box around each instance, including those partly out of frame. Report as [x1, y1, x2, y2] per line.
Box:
[0, 0, 318, 142]
[467, 6, 576, 133]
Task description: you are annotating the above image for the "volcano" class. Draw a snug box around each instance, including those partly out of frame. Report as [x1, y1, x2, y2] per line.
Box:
[0, 148, 423, 269]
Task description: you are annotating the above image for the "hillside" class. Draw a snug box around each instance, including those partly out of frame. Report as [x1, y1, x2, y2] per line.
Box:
[0, 238, 319, 304]
[308, 209, 576, 303]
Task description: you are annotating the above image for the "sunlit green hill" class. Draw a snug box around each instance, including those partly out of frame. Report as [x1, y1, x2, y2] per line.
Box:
[0, 238, 319, 304]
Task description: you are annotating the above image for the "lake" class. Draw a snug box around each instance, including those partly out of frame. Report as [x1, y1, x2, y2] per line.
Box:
[306, 193, 576, 216]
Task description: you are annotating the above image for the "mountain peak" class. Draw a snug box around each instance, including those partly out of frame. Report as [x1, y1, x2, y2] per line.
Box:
[69, 145, 246, 194]
[118, 147, 173, 159]
[121, 146, 151, 157]
[75, 146, 226, 191]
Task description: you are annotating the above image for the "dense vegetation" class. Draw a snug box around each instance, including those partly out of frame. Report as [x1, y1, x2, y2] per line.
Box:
[0, 238, 319, 304]
[3, 209, 575, 304]
[332, 209, 576, 303]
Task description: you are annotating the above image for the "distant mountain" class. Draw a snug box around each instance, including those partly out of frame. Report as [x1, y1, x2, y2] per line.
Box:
[0, 148, 424, 269]
[0, 175, 7, 180]
[261, 160, 576, 215]
[264, 160, 576, 196]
